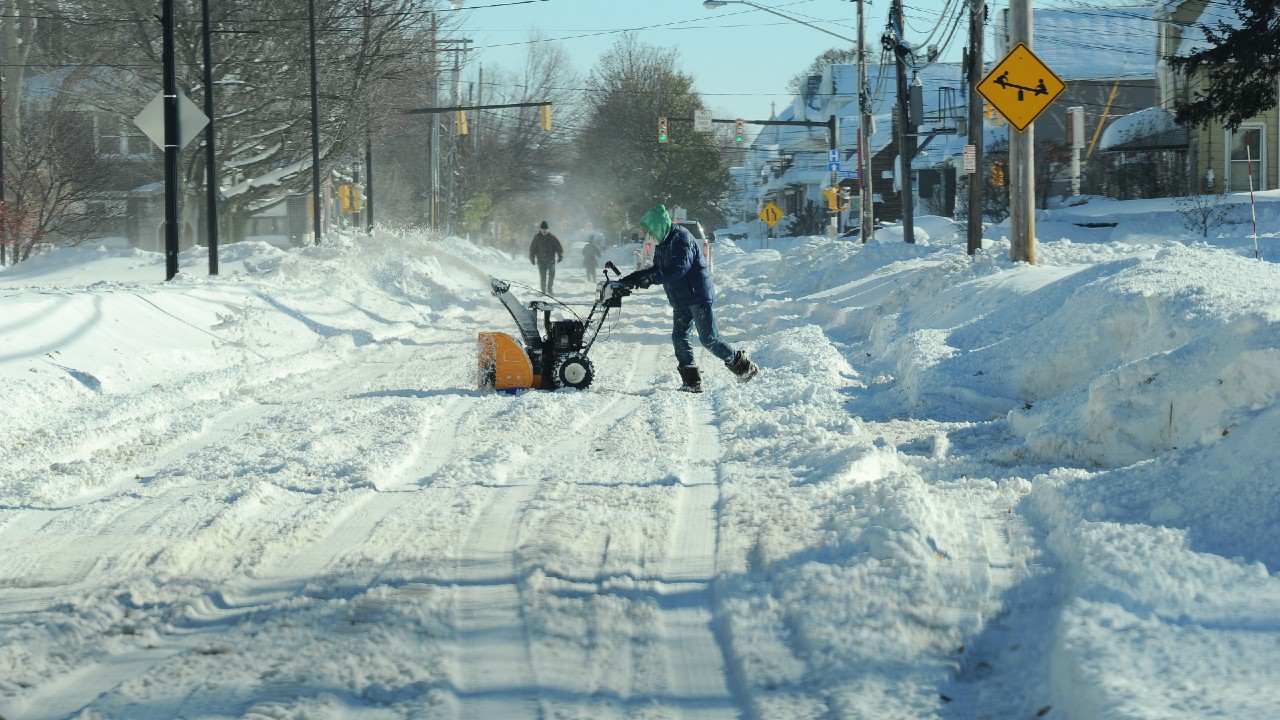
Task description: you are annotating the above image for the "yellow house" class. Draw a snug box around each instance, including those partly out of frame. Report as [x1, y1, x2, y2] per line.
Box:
[1158, 0, 1275, 193]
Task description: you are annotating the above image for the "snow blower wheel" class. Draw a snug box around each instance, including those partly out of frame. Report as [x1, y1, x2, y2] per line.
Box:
[553, 352, 594, 390]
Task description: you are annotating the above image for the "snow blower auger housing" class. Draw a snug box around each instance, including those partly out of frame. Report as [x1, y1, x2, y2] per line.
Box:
[478, 263, 631, 392]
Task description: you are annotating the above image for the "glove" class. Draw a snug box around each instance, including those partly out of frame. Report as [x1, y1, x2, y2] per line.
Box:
[620, 271, 652, 290]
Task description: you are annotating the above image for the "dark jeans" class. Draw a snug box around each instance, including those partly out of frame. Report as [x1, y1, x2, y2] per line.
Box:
[537, 262, 556, 294]
[671, 301, 734, 367]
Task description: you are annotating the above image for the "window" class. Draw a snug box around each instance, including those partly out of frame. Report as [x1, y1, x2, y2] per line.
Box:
[1226, 126, 1264, 192]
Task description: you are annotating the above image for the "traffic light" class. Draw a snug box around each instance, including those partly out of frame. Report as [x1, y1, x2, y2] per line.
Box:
[456, 109, 469, 136]
[983, 100, 1005, 127]
[733, 118, 745, 144]
[337, 183, 361, 213]
[540, 103, 551, 132]
[822, 187, 839, 210]
[658, 116, 668, 143]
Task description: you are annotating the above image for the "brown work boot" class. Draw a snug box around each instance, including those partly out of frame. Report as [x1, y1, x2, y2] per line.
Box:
[677, 365, 703, 393]
[726, 350, 759, 382]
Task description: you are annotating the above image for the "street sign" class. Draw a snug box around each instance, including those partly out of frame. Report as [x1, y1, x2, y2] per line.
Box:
[837, 170, 859, 180]
[694, 109, 712, 132]
[976, 42, 1065, 133]
[759, 202, 783, 228]
[963, 144, 976, 173]
[134, 91, 210, 150]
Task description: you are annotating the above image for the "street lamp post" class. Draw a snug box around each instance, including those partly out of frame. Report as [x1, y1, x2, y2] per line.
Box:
[702, 0, 873, 240]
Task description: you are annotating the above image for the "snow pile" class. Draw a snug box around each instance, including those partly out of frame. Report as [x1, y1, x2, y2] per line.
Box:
[1, 198, 1278, 718]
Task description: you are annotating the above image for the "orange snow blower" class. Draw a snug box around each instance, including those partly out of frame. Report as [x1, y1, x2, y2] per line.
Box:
[478, 262, 632, 392]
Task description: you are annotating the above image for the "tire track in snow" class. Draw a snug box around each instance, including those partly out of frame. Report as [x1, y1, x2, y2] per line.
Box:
[0, 398, 276, 609]
[217, 394, 471, 609]
[649, 395, 739, 719]
[449, 390, 655, 717]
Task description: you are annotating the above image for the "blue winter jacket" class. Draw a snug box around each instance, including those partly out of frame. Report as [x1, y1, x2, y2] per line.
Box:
[648, 224, 714, 306]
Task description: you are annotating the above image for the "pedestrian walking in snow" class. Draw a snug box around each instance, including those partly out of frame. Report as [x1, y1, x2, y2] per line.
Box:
[620, 204, 759, 392]
[581, 234, 602, 281]
[529, 220, 563, 295]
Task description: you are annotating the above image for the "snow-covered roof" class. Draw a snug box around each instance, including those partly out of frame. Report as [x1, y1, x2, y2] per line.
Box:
[997, 5, 1157, 81]
[1098, 106, 1188, 151]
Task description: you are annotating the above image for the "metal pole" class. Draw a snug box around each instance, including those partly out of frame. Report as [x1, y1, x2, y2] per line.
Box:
[430, 12, 440, 230]
[857, 0, 874, 242]
[201, 0, 219, 274]
[1009, 0, 1035, 263]
[162, 0, 180, 280]
[828, 115, 838, 240]
[966, 0, 985, 255]
[308, 0, 323, 245]
[365, 136, 374, 233]
[0, 72, 6, 267]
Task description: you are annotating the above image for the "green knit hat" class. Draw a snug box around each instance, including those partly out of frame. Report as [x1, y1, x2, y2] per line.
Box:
[638, 205, 673, 244]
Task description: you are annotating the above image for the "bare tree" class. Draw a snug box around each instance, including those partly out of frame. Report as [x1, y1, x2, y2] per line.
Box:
[571, 34, 732, 232]
[16, 0, 453, 245]
[3, 84, 121, 260]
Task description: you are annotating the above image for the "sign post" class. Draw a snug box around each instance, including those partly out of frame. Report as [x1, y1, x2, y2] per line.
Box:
[976, 37, 1063, 263]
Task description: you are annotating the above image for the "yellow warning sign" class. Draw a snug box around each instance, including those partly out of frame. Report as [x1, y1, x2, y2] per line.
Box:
[976, 42, 1065, 133]
[759, 202, 783, 228]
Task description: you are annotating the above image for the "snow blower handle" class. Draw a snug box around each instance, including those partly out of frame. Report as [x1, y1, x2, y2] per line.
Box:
[604, 261, 621, 278]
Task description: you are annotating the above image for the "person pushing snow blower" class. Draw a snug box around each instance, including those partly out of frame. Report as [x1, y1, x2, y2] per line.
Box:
[620, 204, 759, 393]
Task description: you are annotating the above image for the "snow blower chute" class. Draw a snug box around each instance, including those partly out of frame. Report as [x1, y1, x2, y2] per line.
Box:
[478, 262, 632, 392]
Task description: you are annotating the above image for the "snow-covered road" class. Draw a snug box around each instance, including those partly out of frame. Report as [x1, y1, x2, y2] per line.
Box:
[4, 221, 1278, 719]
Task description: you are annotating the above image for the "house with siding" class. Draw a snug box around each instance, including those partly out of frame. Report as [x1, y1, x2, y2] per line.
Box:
[993, 4, 1161, 201]
[1150, 0, 1272, 194]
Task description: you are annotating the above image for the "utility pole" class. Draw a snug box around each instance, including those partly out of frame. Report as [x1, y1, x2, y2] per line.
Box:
[307, 0, 323, 245]
[200, 0, 219, 274]
[429, 12, 440, 230]
[856, 0, 874, 242]
[891, 0, 915, 244]
[162, 0, 180, 280]
[1009, 0, 1035, 263]
[966, 0, 985, 255]
[365, 136, 374, 233]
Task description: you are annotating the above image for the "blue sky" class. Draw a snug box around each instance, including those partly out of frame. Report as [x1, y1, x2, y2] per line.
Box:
[454, 0, 958, 122]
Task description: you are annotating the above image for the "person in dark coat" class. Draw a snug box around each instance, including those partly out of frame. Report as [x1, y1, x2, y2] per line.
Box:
[583, 235, 601, 280]
[620, 204, 758, 392]
[529, 220, 563, 295]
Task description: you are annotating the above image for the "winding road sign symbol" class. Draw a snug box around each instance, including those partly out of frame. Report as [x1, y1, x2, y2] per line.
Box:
[976, 42, 1065, 132]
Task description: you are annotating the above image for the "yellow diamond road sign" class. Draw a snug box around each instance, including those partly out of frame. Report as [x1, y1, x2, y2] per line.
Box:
[759, 202, 783, 228]
[976, 42, 1065, 133]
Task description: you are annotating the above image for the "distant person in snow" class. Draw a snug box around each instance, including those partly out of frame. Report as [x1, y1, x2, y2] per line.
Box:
[528, 220, 563, 295]
[581, 223, 603, 281]
[619, 204, 759, 393]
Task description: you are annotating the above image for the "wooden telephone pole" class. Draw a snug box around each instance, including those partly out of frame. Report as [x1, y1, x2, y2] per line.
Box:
[966, 0, 985, 255]
[1008, 0, 1036, 263]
